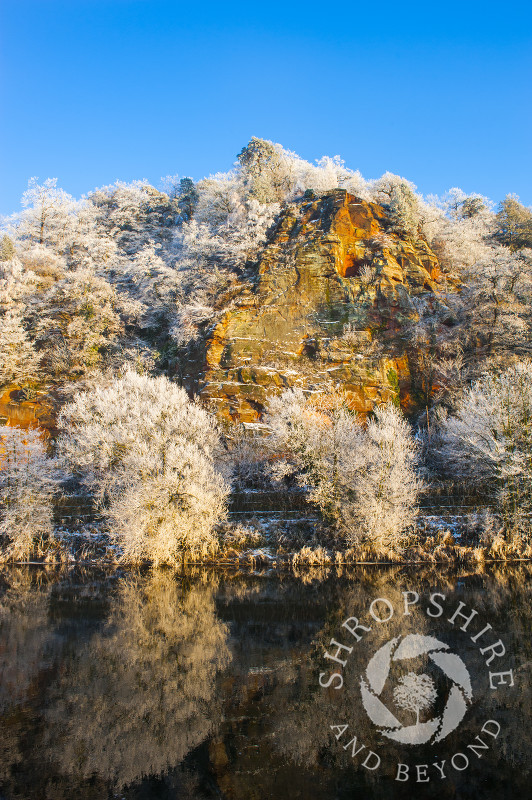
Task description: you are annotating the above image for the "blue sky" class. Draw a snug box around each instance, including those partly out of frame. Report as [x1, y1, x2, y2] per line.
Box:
[1, 0, 531, 215]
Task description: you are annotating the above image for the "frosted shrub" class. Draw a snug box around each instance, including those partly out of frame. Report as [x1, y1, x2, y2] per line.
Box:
[226, 424, 270, 490]
[0, 427, 59, 560]
[266, 391, 422, 549]
[57, 371, 229, 564]
[358, 405, 424, 546]
[437, 360, 532, 534]
[370, 173, 426, 236]
[0, 310, 41, 387]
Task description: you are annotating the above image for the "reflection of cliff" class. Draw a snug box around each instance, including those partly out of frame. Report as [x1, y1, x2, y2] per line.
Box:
[269, 567, 532, 795]
[44, 571, 231, 787]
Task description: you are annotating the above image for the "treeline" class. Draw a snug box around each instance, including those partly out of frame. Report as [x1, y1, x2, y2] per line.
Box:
[0, 139, 531, 564]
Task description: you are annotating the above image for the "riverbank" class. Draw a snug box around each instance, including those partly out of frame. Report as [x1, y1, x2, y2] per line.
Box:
[1, 524, 530, 570]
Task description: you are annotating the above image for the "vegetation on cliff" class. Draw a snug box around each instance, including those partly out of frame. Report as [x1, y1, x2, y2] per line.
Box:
[0, 138, 532, 564]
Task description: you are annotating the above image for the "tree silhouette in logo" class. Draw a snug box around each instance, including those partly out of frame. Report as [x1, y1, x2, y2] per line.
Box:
[360, 635, 473, 745]
[393, 672, 437, 725]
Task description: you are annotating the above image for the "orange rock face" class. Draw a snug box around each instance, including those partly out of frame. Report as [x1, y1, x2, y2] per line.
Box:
[180, 190, 456, 423]
[0, 387, 58, 437]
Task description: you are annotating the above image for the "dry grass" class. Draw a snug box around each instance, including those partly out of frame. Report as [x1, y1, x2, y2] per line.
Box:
[0, 532, 69, 564]
[218, 521, 265, 553]
[291, 545, 332, 567]
[2, 516, 528, 570]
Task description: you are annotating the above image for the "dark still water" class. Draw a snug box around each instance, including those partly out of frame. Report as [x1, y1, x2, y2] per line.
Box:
[0, 565, 530, 800]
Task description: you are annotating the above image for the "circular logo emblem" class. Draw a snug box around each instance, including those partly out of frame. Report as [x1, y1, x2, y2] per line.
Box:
[360, 634, 473, 745]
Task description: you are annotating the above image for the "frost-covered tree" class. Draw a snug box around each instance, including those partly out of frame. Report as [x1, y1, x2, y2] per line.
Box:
[63, 200, 119, 272]
[0, 256, 39, 313]
[19, 177, 78, 248]
[170, 301, 214, 346]
[424, 188, 495, 271]
[176, 177, 199, 222]
[201, 195, 278, 272]
[437, 361, 532, 531]
[495, 195, 532, 251]
[0, 310, 40, 387]
[237, 137, 290, 203]
[33, 268, 140, 378]
[0, 427, 60, 560]
[266, 390, 422, 548]
[236, 139, 371, 205]
[174, 179, 279, 333]
[105, 242, 179, 318]
[355, 404, 424, 546]
[193, 172, 237, 227]
[458, 247, 532, 362]
[87, 181, 178, 255]
[422, 190, 532, 375]
[370, 173, 427, 236]
[183, 171, 278, 267]
[57, 371, 229, 563]
[0, 236, 15, 262]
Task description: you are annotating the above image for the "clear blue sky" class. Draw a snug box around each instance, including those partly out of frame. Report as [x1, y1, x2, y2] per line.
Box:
[1, 0, 531, 215]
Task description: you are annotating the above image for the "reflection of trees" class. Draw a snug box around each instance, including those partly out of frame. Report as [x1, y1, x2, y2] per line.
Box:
[0, 565, 530, 799]
[0, 569, 55, 714]
[45, 570, 231, 788]
[0, 568, 60, 784]
[271, 566, 532, 791]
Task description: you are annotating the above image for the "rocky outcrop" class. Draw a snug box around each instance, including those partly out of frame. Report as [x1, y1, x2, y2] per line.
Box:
[189, 190, 456, 423]
[0, 387, 58, 435]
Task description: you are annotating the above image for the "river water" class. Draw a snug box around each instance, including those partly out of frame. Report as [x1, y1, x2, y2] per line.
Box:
[0, 564, 530, 799]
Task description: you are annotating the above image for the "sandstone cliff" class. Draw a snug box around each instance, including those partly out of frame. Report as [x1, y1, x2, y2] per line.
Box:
[190, 190, 455, 423]
[0, 386, 57, 434]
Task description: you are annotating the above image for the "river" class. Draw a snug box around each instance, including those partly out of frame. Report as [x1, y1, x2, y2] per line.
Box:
[0, 564, 530, 798]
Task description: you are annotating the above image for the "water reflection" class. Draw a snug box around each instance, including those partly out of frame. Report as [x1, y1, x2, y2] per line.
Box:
[45, 571, 231, 786]
[0, 565, 529, 799]
[0, 570, 61, 790]
[272, 568, 532, 798]
[0, 570, 57, 714]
